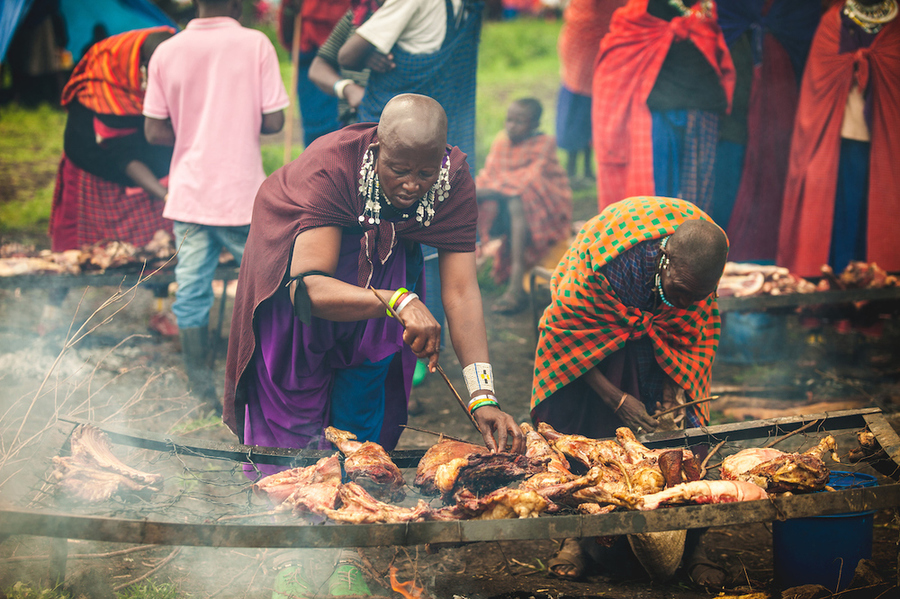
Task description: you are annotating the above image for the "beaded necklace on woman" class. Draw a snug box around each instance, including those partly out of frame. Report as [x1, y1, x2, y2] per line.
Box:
[844, 0, 899, 34]
[655, 236, 676, 308]
[356, 146, 451, 227]
[666, 0, 714, 19]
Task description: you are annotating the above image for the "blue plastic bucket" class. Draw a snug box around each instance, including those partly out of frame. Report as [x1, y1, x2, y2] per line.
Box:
[772, 471, 879, 591]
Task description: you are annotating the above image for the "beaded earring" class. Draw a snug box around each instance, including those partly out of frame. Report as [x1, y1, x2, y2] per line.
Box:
[655, 236, 675, 308]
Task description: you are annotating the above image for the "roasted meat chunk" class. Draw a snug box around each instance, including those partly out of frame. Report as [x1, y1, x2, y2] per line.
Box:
[325, 426, 406, 502]
[721, 436, 839, 493]
[414, 439, 488, 495]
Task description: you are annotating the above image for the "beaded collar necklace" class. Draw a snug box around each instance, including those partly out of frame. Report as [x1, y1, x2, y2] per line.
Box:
[667, 0, 714, 19]
[844, 0, 898, 34]
[356, 147, 451, 227]
[655, 236, 676, 308]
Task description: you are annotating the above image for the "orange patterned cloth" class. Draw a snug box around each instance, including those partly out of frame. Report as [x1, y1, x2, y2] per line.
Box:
[61, 27, 175, 116]
[531, 196, 723, 424]
[476, 132, 572, 284]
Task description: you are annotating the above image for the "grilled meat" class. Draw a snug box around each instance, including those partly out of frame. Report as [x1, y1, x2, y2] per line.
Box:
[721, 435, 839, 493]
[640, 480, 768, 510]
[253, 454, 342, 508]
[321, 482, 431, 524]
[414, 438, 488, 495]
[521, 422, 571, 475]
[325, 426, 406, 502]
[433, 487, 551, 520]
[50, 424, 162, 502]
[537, 422, 629, 469]
[434, 452, 546, 498]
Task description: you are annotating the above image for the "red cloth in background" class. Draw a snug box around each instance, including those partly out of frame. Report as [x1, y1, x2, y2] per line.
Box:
[558, 0, 625, 95]
[49, 155, 172, 252]
[726, 33, 798, 262]
[777, 7, 900, 276]
[476, 132, 572, 283]
[591, 0, 735, 211]
[278, 0, 352, 53]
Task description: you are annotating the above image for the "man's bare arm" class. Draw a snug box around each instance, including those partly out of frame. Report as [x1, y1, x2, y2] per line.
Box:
[144, 116, 175, 146]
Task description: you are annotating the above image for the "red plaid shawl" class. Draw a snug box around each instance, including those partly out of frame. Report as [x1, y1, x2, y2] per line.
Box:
[476, 132, 572, 283]
[531, 196, 722, 423]
[591, 0, 735, 210]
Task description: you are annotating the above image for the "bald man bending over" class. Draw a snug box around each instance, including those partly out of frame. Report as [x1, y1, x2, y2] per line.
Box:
[224, 94, 525, 475]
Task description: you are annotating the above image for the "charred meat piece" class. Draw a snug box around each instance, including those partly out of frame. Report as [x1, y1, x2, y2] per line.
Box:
[537, 422, 629, 469]
[434, 452, 546, 498]
[434, 487, 551, 520]
[640, 480, 768, 510]
[321, 482, 431, 524]
[325, 427, 406, 502]
[253, 454, 342, 506]
[414, 438, 488, 495]
[521, 422, 571, 475]
[50, 424, 162, 503]
[571, 484, 643, 511]
[722, 436, 839, 493]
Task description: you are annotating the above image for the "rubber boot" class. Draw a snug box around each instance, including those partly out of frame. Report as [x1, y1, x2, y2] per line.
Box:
[179, 326, 222, 416]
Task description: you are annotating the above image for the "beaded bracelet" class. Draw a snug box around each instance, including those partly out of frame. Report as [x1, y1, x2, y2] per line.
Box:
[395, 292, 419, 315]
[386, 288, 408, 316]
[468, 393, 499, 414]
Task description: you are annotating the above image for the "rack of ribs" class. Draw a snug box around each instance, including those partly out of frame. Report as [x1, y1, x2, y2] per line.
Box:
[721, 435, 839, 493]
[325, 427, 406, 502]
[50, 424, 162, 503]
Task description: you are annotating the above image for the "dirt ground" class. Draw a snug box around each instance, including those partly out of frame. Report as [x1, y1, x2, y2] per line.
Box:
[0, 263, 899, 599]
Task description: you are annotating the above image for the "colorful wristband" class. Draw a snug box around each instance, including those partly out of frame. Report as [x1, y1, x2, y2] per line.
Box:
[395, 292, 418, 315]
[462, 362, 494, 395]
[468, 393, 499, 414]
[386, 288, 408, 316]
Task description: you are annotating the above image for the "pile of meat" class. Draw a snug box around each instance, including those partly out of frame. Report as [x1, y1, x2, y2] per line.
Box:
[253, 425, 845, 525]
[50, 424, 163, 502]
[717, 263, 817, 298]
[0, 230, 175, 277]
[818, 261, 898, 291]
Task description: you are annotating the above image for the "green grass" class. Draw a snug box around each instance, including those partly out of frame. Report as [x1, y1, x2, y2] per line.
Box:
[0, 104, 66, 231]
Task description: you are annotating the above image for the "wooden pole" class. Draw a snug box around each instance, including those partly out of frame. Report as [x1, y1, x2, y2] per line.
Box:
[283, 13, 302, 166]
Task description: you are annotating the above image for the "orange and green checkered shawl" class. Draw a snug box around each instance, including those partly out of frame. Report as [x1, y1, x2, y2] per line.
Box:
[61, 27, 175, 116]
[531, 196, 722, 424]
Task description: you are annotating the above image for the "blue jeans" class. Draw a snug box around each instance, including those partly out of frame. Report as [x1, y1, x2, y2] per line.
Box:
[172, 222, 250, 329]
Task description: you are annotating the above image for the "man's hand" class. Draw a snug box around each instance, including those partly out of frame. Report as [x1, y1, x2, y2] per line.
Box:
[345, 83, 365, 109]
[472, 405, 525, 454]
[617, 394, 659, 434]
[364, 51, 395, 73]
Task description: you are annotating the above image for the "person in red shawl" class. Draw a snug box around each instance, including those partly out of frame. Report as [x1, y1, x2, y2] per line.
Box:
[45, 27, 176, 335]
[555, 0, 626, 182]
[476, 98, 572, 314]
[224, 94, 525, 475]
[531, 196, 730, 585]
[777, 0, 899, 277]
[592, 0, 735, 214]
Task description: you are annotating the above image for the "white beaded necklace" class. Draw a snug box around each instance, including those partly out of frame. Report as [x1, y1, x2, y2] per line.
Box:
[356, 148, 451, 227]
[667, 0, 714, 18]
[844, 0, 898, 34]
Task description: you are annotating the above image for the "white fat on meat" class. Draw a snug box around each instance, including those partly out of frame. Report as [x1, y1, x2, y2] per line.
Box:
[640, 480, 768, 511]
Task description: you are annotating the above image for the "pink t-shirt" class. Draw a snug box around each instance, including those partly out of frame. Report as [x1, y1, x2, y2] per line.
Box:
[143, 17, 289, 226]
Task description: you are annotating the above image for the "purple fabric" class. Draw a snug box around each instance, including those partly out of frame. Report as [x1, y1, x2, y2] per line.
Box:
[243, 231, 416, 476]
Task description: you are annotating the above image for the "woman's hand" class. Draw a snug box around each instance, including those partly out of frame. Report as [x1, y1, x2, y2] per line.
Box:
[472, 405, 526, 454]
[396, 296, 441, 370]
[616, 394, 659, 434]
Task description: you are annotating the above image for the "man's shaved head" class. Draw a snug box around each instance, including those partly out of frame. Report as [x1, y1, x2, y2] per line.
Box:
[377, 94, 447, 155]
[668, 219, 729, 290]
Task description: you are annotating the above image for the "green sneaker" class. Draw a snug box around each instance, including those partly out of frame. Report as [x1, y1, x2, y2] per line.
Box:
[412, 359, 428, 387]
[272, 565, 313, 599]
[327, 561, 371, 596]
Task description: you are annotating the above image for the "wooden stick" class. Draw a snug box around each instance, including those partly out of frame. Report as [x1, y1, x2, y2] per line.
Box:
[399, 424, 466, 443]
[700, 439, 727, 478]
[763, 419, 819, 449]
[283, 13, 302, 165]
[371, 288, 483, 434]
[654, 395, 719, 418]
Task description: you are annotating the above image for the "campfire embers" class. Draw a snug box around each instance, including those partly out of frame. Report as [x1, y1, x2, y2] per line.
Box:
[50, 424, 162, 503]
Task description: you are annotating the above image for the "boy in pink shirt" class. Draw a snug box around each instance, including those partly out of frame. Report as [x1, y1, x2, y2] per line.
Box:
[143, 0, 289, 415]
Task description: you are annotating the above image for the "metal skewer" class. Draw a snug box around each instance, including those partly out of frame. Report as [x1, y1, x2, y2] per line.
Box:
[371, 288, 483, 434]
[653, 395, 720, 418]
